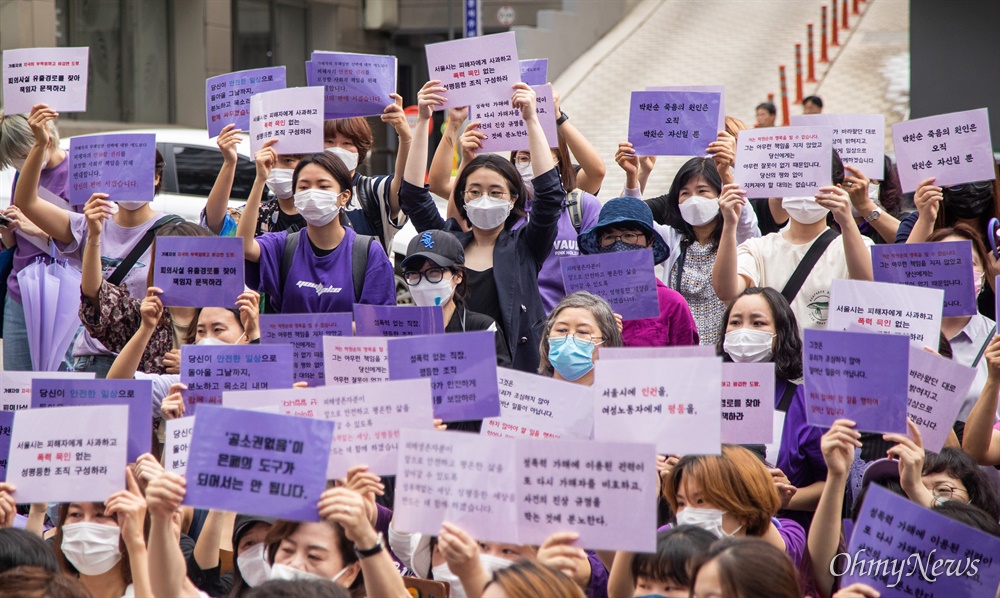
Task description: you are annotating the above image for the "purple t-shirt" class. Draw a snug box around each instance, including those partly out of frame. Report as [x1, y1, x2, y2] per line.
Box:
[775, 381, 827, 531]
[536, 192, 601, 313]
[254, 227, 395, 313]
[7, 159, 71, 304]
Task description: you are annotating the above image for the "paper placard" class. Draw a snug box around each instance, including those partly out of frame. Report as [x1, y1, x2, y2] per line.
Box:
[790, 113, 886, 179]
[0, 371, 95, 412]
[593, 357, 722, 454]
[804, 329, 908, 433]
[164, 417, 195, 474]
[561, 249, 659, 321]
[647, 85, 726, 133]
[181, 344, 295, 414]
[892, 108, 994, 193]
[599, 346, 717, 360]
[7, 405, 127, 503]
[153, 237, 245, 308]
[720, 363, 776, 445]
[2, 47, 89, 114]
[0, 411, 13, 481]
[483, 368, 594, 440]
[260, 313, 353, 384]
[872, 241, 976, 318]
[734, 125, 834, 197]
[323, 337, 389, 385]
[353, 304, 445, 337]
[184, 405, 335, 521]
[424, 32, 520, 109]
[307, 52, 397, 119]
[907, 346, 976, 453]
[828, 279, 944, 348]
[249, 86, 325, 155]
[69, 133, 156, 205]
[519, 59, 548, 85]
[206, 66, 286, 137]
[627, 91, 721, 156]
[470, 84, 559, 152]
[388, 330, 500, 422]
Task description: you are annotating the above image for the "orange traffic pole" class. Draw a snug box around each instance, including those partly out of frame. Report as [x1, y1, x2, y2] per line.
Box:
[820, 6, 829, 63]
[806, 23, 817, 82]
[794, 43, 804, 103]
[768, 92, 775, 105]
[842, 0, 849, 29]
[853, 0, 859, 15]
[831, 0, 840, 46]
[779, 65, 790, 126]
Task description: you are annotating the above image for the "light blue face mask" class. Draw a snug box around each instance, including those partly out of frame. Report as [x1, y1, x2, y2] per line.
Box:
[548, 335, 597, 381]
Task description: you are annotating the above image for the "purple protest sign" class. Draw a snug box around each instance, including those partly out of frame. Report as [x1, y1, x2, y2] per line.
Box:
[561, 249, 659, 321]
[307, 52, 396, 119]
[260, 313, 353, 384]
[353, 304, 445, 337]
[183, 405, 334, 522]
[0, 411, 12, 481]
[181, 344, 295, 415]
[471, 84, 558, 152]
[720, 363, 776, 445]
[628, 91, 721, 156]
[206, 66, 286, 138]
[844, 485, 1000, 595]
[791, 113, 885, 179]
[804, 329, 908, 433]
[734, 125, 834, 198]
[69, 133, 156, 205]
[249, 87, 325, 155]
[387, 330, 499, 422]
[2, 47, 89, 114]
[872, 241, 976, 317]
[892, 108, 994, 193]
[519, 59, 548, 85]
[153, 237, 245, 308]
[424, 32, 520, 109]
[907, 345, 976, 453]
[32, 378, 152, 462]
[647, 86, 726, 133]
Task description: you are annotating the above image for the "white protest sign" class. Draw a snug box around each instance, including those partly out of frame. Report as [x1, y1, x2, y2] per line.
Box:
[249, 86, 325, 154]
[734, 125, 834, 198]
[593, 357, 722, 455]
[892, 108, 994, 193]
[0, 371, 95, 412]
[323, 337, 389, 384]
[164, 417, 195, 474]
[7, 405, 127, 503]
[828, 279, 943, 348]
[599, 346, 717, 360]
[907, 346, 976, 453]
[424, 32, 520, 109]
[2, 47, 89, 114]
[471, 84, 558, 151]
[791, 113, 885, 179]
[720, 363, 775, 445]
[483, 368, 593, 441]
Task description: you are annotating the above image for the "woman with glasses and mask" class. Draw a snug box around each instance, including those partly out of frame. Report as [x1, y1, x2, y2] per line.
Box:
[537, 291, 623, 386]
[400, 81, 562, 372]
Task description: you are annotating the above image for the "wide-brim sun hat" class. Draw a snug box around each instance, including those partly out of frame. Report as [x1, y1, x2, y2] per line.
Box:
[578, 196, 670, 264]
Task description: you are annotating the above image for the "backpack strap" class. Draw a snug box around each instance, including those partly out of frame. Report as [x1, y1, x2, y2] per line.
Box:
[780, 228, 840, 305]
[352, 234, 375, 303]
[777, 381, 799, 413]
[566, 190, 583, 233]
[107, 214, 183, 287]
[972, 323, 997, 368]
[277, 229, 302, 307]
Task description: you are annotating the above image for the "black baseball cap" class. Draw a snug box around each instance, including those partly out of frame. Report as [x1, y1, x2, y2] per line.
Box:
[232, 514, 276, 547]
[401, 230, 465, 270]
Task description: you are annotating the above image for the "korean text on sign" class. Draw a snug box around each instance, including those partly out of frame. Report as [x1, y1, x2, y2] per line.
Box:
[892, 108, 994, 193]
[260, 313, 353, 384]
[424, 32, 520, 109]
[205, 66, 286, 137]
[791, 113, 885, 179]
[307, 52, 396, 120]
[561, 249, 659, 321]
[249, 86, 325, 155]
[470, 84, 559, 152]
[872, 241, 976, 317]
[181, 344, 294, 415]
[734, 125, 833, 197]
[68, 133, 156, 205]
[2, 47, 89, 114]
[628, 90, 721, 156]
[153, 237, 245, 308]
[323, 337, 389, 385]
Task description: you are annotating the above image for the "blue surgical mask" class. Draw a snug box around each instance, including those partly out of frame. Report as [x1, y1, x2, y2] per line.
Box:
[599, 240, 644, 254]
[548, 336, 596, 381]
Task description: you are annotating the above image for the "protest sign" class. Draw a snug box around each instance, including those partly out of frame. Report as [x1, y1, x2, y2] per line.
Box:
[69, 133, 156, 205]
[388, 330, 499, 422]
[181, 344, 294, 414]
[844, 485, 1000, 596]
[470, 84, 558, 152]
[7, 405, 127, 503]
[828, 279, 943, 348]
[561, 249, 659, 321]
[260, 313, 353, 384]
[892, 108, 994, 193]
[0, 371, 95, 412]
[424, 32, 520, 109]
[184, 405, 334, 521]
[2, 47, 89, 114]
[32, 378, 152, 462]
[323, 337, 389, 385]
[206, 66, 286, 137]
[164, 417, 195, 474]
[872, 241, 976, 318]
[734, 125, 834, 197]
[153, 237, 244, 308]
[222, 388, 283, 412]
[628, 91, 721, 156]
[804, 329, 908, 433]
[307, 52, 396, 119]
[249, 86, 325, 155]
[593, 357, 722, 455]
[720, 363, 776, 445]
[0, 411, 13, 481]
[907, 346, 976, 453]
[647, 85, 726, 133]
[519, 59, 548, 85]
[790, 113, 885, 179]
[599, 346, 717, 360]
[353, 304, 445, 337]
[483, 368, 594, 440]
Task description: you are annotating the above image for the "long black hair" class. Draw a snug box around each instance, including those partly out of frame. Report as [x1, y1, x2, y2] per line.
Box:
[453, 154, 528, 229]
[716, 287, 803, 381]
[660, 157, 724, 249]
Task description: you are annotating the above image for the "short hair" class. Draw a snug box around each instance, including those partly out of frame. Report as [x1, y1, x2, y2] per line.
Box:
[755, 102, 776, 116]
[155, 149, 166, 195]
[453, 154, 529, 229]
[323, 118, 373, 168]
[831, 149, 845, 185]
[716, 287, 802, 381]
[246, 579, 351, 598]
[665, 445, 781, 537]
[485, 561, 585, 598]
[265, 521, 361, 596]
[0, 112, 60, 169]
[932, 501, 1000, 538]
[0, 566, 93, 598]
[657, 157, 724, 248]
[630, 526, 715, 589]
[922, 448, 1000, 521]
[802, 95, 823, 109]
[724, 116, 749, 138]
[691, 538, 800, 598]
[538, 291, 623, 376]
[0, 528, 59, 574]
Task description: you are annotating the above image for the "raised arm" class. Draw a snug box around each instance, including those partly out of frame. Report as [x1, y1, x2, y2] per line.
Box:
[12, 105, 74, 244]
[708, 130, 737, 187]
[105, 469, 153, 598]
[382, 93, 412, 222]
[818, 185, 873, 281]
[81, 194, 112, 302]
[236, 140, 278, 263]
[444, 123, 487, 228]
[519, 84, 561, 263]
[607, 550, 636, 598]
[145, 472, 204, 598]
[712, 184, 751, 302]
[428, 107, 468, 199]
[963, 336, 1000, 465]
[400, 81, 449, 232]
[906, 177, 941, 244]
[552, 87, 605, 194]
[203, 124, 242, 234]
[843, 165, 901, 243]
[106, 288, 164, 379]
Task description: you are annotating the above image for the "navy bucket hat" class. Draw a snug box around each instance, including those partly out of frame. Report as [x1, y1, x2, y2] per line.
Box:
[578, 196, 670, 264]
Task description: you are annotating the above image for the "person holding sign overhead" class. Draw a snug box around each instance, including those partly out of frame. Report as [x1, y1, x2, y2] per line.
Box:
[400, 81, 562, 372]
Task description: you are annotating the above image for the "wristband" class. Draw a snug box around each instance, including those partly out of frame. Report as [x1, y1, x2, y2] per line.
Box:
[354, 535, 384, 559]
[556, 111, 569, 126]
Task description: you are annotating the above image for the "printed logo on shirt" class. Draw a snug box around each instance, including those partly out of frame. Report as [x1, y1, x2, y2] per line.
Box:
[101, 256, 146, 277]
[296, 281, 343, 296]
[807, 290, 830, 325]
[552, 238, 578, 256]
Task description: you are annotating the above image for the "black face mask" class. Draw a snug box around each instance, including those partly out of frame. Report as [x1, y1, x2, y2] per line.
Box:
[946, 185, 993, 220]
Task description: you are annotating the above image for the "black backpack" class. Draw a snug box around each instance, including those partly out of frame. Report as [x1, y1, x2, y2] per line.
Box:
[276, 230, 375, 309]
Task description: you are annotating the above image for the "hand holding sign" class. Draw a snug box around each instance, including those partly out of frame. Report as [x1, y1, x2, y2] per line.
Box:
[83, 194, 114, 238]
[814, 184, 853, 227]
[718, 183, 747, 227]
[914, 177, 943, 222]
[820, 419, 862, 478]
[511, 83, 538, 123]
[26, 104, 58, 151]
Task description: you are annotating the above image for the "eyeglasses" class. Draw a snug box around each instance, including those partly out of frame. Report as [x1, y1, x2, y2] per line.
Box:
[403, 267, 449, 286]
[930, 485, 968, 502]
[599, 232, 645, 247]
[463, 189, 510, 200]
[550, 332, 604, 345]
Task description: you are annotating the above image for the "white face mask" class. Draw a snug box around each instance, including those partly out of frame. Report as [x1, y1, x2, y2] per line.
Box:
[117, 201, 148, 211]
[516, 161, 533, 182]
[266, 168, 295, 199]
[868, 181, 881, 204]
[431, 563, 468, 598]
[465, 196, 512, 230]
[479, 554, 515, 575]
[723, 328, 775, 363]
[197, 337, 229, 346]
[268, 562, 351, 584]
[409, 278, 456, 308]
[61, 522, 122, 575]
[325, 147, 359, 172]
[675, 507, 741, 538]
[781, 196, 829, 225]
[679, 195, 720, 226]
[975, 270, 984, 296]
[294, 189, 343, 227]
[237, 543, 271, 587]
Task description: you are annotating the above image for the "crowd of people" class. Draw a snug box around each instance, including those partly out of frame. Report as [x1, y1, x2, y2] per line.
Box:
[0, 52, 999, 598]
